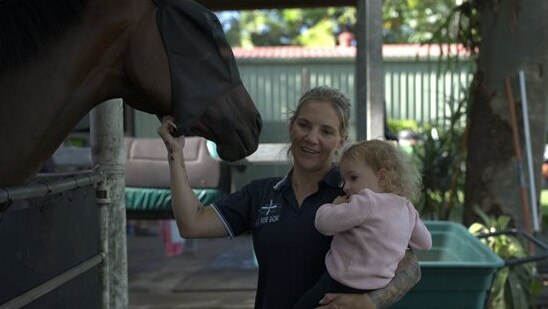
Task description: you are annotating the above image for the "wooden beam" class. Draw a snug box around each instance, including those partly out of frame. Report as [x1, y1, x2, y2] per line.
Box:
[197, 0, 355, 11]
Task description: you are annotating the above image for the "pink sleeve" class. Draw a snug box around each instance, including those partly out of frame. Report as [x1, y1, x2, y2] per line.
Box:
[409, 215, 432, 250]
[314, 194, 371, 236]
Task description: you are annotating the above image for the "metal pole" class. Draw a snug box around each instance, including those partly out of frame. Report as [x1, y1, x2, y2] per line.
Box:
[0, 171, 101, 203]
[0, 254, 104, 309]
[90, 99, 128, 308]
[96, 180, 111, 308]
[356, 0, 384, 140]
[518, 71, 540, 232]
[505, 78, 534, 236]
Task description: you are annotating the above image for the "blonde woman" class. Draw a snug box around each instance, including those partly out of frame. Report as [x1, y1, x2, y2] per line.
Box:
[159, 87, 422, 309]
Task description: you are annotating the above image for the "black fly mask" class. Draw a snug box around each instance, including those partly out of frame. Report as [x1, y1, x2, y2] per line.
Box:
[155, 0, 251, 136]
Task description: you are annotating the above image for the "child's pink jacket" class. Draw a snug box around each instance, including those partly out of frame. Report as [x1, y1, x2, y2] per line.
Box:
[315, 188, 432, 289]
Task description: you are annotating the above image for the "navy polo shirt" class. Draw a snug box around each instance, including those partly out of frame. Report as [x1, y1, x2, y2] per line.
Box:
[211, 167, 344, 309]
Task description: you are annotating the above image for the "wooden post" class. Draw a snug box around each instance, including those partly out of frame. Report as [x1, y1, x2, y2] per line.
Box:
[90, 99, 128, 308]
[356, 0, 384, 140]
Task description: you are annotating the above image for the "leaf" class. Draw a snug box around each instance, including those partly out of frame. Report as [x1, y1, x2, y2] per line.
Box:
[490, 268, 508, 309]
[297, 19, 336, 47]
[281, 9, 302, 23]
[507, 269, 527, 309]
[472, 205, 491, 226]
[468, 222, 486, 235]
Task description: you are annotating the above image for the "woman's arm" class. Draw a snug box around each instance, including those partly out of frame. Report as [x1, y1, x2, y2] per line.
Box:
[158, 117, 228, 238]
[316, 250, 421, 309]
[367, 250, 420, 307]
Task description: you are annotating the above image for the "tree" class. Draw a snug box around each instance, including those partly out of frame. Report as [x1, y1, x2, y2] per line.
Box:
[220, 9, 347, 47]
[464, 0, 547, 232]
[382, 0, 457, 43]
[217, 1, 457, 47]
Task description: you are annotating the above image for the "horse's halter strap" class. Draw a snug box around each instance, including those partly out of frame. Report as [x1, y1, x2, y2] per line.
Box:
[155, 0, 244, 137]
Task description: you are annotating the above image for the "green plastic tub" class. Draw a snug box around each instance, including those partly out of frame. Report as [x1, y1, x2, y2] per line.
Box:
[394, 221, 504, 309]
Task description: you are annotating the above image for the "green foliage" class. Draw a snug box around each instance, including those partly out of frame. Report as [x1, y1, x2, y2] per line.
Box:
[542, 189, 548, 227]
[220, 8, 349, 47]
[386, 118, 419, 133]
[432, 0, 481, 51]
[383, 0, 480, 222]
[218, 1, 459, 47]
[469, 207, 540, 309]
[383, 0, 457, 43]
[296, 19, 338, 46]
[398, 0, 480, 222]
[414, 126, 465, 221]
[412, 0, 478, 222]
[65, 135, 87, 147]
[404, 96, 468, 221]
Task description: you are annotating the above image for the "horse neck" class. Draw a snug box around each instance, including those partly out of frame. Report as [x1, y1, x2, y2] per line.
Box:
[0, 0, 141, 185]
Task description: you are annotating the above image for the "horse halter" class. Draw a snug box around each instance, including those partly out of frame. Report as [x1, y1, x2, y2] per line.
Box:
[155, 0, 247, 136]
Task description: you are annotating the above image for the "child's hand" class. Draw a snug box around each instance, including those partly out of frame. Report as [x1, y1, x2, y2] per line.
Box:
[332, 195, 349, 205]
[158, 116, 185, 159]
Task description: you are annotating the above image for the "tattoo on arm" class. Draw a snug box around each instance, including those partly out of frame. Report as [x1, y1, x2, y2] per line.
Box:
[167, 146, 174, 161]
[167, 147, 184, 168]
[367, 250, 421, 308]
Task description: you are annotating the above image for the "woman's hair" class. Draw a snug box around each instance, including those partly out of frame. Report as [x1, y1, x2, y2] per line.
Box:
[288, 86, 351, 139]
[341, 140, 422, 202]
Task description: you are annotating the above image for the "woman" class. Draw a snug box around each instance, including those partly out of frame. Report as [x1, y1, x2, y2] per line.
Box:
[158, 86, 421, 309]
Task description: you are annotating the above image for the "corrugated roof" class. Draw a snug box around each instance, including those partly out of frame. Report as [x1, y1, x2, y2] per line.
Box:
[232, 44, 471, 59]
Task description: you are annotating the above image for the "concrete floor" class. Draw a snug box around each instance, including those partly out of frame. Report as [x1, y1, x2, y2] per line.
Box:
[127, 222, 548, 309]
[128, 228, 257, 309]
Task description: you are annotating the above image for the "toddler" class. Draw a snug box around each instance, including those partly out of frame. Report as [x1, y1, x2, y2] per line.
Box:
[293, 140, 432, 309]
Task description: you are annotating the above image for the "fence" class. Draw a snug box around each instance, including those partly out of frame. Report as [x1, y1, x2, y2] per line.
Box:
[236, 57, 473, 141]
[1, 100, 126, 308]
[0, 171, 104, 309]
[132, 45, 474, 141]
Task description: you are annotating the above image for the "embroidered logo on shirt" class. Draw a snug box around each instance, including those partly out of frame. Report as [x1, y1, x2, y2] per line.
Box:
[255, 199, 280, 225]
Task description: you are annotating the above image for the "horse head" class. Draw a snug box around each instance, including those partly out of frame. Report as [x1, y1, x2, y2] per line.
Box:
[0, 0, 261, 187]
[124, 0, 262, 161]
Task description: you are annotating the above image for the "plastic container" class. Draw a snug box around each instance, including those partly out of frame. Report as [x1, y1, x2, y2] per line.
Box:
[394, 220, 504, 309]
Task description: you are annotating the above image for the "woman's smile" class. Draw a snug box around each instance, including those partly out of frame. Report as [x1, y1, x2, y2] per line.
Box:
[301, 146, 320, 155]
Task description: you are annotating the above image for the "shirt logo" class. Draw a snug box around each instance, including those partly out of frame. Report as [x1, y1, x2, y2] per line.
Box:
[255, 199, 281, 225]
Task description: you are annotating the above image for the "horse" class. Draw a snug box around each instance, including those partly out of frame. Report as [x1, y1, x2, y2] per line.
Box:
[0, 0, 262, 187]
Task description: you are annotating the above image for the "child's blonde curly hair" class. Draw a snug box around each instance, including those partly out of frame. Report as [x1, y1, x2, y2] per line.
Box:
[341, 140, 422, 202]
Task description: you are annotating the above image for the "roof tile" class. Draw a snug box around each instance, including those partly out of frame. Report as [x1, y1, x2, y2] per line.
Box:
[232, 44, 471, 59]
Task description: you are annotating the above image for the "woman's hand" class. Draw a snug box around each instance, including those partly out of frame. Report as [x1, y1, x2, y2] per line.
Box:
[158, 116, 185, 161]
[332, 195, 349, 205]
[315, 293, 376, 309]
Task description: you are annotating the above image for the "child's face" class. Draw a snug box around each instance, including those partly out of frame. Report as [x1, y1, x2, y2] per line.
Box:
[340, 158, 383, 196]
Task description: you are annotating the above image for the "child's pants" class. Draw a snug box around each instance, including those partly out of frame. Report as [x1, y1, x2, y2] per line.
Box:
[292, 272, 369, 309]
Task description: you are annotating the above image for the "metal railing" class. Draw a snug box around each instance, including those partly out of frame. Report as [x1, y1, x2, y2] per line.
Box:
[0, 170, 101, 204]
[0, 170, 104, 309]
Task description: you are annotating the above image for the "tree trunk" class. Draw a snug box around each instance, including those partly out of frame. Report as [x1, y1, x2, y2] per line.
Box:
[464, 0, 547, 232]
